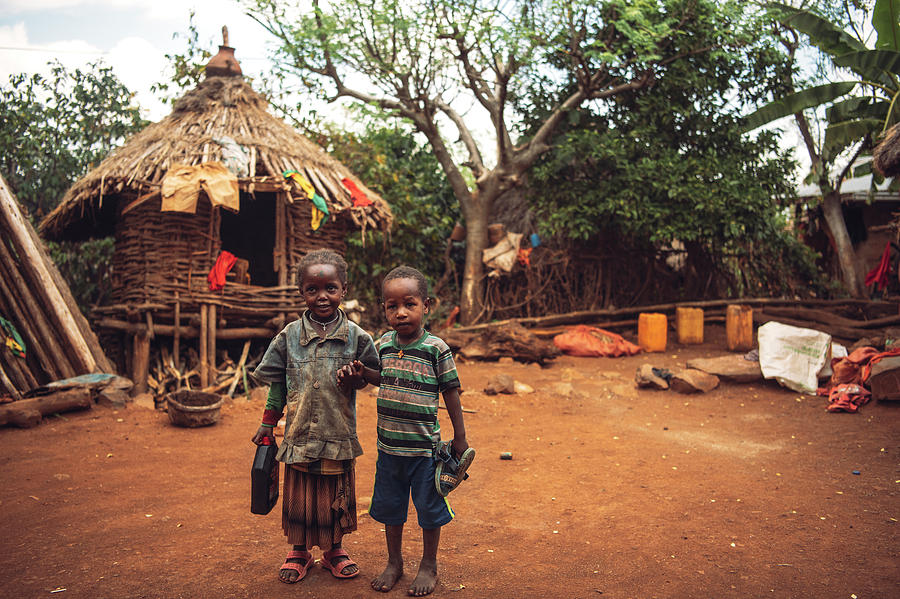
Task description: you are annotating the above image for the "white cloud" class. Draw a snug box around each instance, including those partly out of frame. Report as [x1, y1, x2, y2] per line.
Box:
[0, 22, 106, 82]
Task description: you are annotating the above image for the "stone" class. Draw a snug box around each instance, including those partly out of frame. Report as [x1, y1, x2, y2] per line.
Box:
[513, 381, 534, 394]
[96, 388, 130, 408]
[484, 374, 515, 395]
[498, 356, 514, 364]
[686, 355, 763, 383]
[132, 392, 156, 410]
[669, 368, 720, 394]
[635, 364, 669, 390]
[548, 382, 575, 398]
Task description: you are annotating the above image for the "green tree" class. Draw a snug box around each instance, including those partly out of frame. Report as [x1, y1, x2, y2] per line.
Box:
[0, 61, 146, 310]
[526, 21, 825, 299]
[743, 0, 900, 297]
[320, 122, 459, 316]
[0, 61, 146, 219]
[245, 0, 747, 324]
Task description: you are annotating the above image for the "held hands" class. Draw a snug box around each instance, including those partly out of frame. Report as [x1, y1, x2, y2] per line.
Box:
[336, 359, 366, 391]
[251, 425, 275, 445]
[451, 435, 469, 459]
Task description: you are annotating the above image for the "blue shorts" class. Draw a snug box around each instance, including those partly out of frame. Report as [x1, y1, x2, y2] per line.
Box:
[368, 450, 454, 529]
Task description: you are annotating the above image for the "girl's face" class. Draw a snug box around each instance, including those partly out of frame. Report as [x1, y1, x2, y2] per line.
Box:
[382, 277, 429, 344]
[299, 263, 346, 321]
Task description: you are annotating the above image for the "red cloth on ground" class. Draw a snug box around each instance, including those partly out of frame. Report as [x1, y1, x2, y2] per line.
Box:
[864, 241, 891, 290]
[826, 383, 872, 413]
[341, 178, 373, 207]
[860, 347, 900, 382]
[553, 325, 642, 357]
[207, 251, 238, 292]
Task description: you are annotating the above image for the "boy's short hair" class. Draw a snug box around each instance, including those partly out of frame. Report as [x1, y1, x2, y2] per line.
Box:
[382, 265, 429, 300]
[296, 249, 348, 286]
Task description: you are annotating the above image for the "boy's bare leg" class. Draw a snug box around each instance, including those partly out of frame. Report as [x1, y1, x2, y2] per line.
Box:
[372, 524, 404, 592]
[409, 526, 440, 596]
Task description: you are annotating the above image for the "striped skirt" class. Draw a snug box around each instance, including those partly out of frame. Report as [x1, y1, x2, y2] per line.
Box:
[281, 465, 357, 550]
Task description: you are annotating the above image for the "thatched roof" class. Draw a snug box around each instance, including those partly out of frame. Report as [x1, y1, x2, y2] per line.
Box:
[874, 122, 900, 178]
[40, 75, 392, 239]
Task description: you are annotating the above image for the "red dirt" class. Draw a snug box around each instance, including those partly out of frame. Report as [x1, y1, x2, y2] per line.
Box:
[1, 325, 898, 598]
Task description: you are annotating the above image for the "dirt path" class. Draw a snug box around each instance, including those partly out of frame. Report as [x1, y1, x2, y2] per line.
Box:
[1, 327, 898, 598]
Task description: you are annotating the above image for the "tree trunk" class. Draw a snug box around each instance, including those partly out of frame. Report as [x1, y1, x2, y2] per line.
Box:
[822, 190, 863, 297]
[459, 196, 489, 324]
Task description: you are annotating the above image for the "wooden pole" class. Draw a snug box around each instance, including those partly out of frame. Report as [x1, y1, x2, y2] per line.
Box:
[132, 329, 150, 395]
[173, 293, 181, 370]
[208, 303, 217, 382]
[199, 304, 209, 387]
[0, 387, 92, 428]
[0, 174, 98, 373]
[0, 357, 24, 400]
[0, 242, 76, 380]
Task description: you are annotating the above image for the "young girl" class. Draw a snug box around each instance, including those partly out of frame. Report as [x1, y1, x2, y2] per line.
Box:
[251, 249, 379, 584]
[347, 265, 473, 596]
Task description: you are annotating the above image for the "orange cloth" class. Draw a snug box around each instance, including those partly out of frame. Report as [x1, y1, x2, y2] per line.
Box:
[553, 325, 642, 357]
[341, 178, 373, 207]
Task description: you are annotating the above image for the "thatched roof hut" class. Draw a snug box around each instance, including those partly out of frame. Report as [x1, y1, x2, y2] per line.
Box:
[38, 39, 392, 392]
[874, 122, 900, 178]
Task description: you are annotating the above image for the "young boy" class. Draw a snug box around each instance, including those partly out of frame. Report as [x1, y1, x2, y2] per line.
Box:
[344, 265, 472, 596]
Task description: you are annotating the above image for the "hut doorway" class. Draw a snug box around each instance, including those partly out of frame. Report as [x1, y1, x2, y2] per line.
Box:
[219, 192, 277, 287]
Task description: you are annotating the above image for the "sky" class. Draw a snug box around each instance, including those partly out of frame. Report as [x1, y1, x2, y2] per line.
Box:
[0, 0, 830, 186]
[0, 0, 281, 121]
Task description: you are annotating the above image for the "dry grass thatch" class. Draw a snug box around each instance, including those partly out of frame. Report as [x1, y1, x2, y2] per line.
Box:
[874, 122, 900, 178]
[40, 76, 392, 238]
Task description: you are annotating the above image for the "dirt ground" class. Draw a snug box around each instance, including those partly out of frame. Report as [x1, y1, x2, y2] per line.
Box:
[1, 325, 898, 599]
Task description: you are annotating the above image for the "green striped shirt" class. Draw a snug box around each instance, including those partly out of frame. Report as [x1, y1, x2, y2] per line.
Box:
[376, 331, 461, 457]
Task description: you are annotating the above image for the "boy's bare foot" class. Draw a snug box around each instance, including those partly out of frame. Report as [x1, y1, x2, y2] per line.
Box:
[372, 561, 403, 592]
[408, 559, 438, 596]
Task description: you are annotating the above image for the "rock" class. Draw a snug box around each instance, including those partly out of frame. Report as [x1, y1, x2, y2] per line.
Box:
[548, 382, 575, 398]
[498, 356, 514, 364]
[686, 355, 763, 383]
[103, 375, 134, 393]
[132, 392, 156, 410]
[635, 364, 669, 390]
[96, 388, 130, 408]
[513, 381, 534, 394]
[669, 368, 720, 394]
[484, 374, 515, 395]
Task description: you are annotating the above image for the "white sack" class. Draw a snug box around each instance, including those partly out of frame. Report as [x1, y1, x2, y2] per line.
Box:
[757, 321, 831, 395]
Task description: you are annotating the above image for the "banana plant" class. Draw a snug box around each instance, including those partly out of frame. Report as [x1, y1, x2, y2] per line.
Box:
[745, 1, 900, 163]
[743, 0, 900, 297]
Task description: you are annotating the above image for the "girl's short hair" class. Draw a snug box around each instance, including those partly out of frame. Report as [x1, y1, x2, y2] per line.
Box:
[296, 249, 348, 286]
[382, 265, 429, 300]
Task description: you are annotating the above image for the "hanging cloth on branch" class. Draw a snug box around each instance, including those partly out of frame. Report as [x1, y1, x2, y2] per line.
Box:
[0, 315, 26, 358]
[284, 169, 330, 231]
[341, 178, 373, 207]
[865, 241, 892, 290]
[207, 251, 238, 292]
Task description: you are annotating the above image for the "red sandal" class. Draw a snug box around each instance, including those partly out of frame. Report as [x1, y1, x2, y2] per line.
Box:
[321, 547, 359, 579]
[279, 549, 313, 584]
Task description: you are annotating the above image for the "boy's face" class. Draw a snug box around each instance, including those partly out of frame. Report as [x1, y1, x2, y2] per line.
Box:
[299, 263, 346, 320]
[382, 277, 428, 343]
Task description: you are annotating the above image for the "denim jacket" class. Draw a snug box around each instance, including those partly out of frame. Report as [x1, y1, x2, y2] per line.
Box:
[252, 310, 379, 463]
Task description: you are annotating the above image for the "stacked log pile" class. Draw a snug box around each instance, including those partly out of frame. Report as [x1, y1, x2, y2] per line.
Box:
[0, 174, 115, 400]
